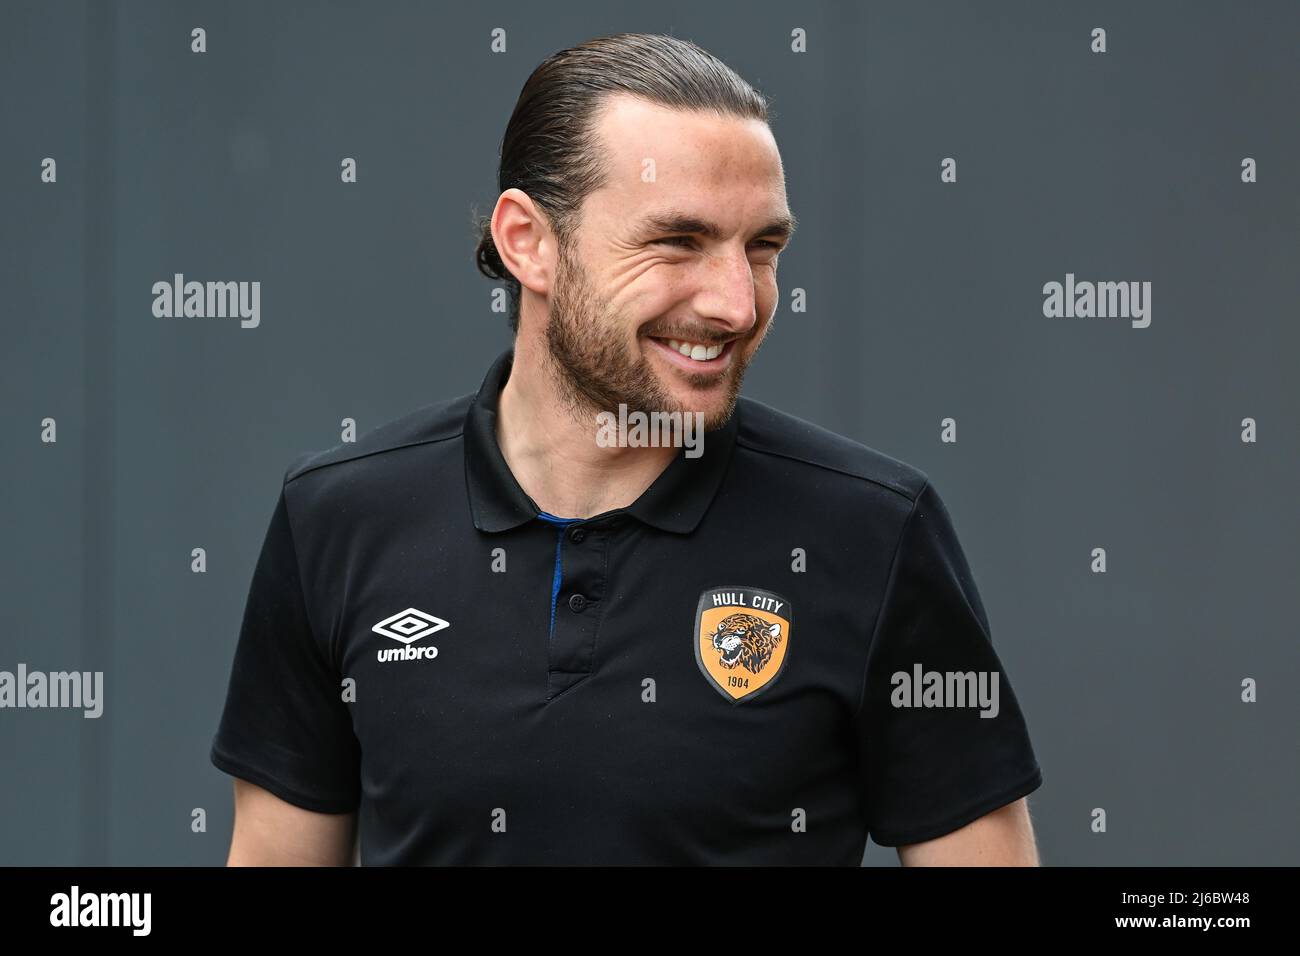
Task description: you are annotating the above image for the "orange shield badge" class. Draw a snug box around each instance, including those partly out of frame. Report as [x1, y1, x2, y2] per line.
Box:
[695, 586, 793, 703]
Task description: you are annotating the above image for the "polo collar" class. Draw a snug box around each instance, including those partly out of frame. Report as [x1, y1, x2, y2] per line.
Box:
[463, 348, 739, 534]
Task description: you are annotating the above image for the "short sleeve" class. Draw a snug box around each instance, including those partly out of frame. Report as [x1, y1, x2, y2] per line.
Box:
[856, 478, 1042, 847]
[209, 469, 361, 813]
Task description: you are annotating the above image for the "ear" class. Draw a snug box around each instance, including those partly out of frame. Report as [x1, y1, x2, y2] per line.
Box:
[766, 622, 781, 639]
[491, 188, 555, 299]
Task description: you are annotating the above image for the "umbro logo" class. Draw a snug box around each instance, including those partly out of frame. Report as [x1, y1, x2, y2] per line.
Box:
[373, 608, 449, 662]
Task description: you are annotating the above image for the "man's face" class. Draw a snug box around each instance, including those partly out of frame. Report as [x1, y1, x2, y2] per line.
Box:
[543, 94, 794, 433]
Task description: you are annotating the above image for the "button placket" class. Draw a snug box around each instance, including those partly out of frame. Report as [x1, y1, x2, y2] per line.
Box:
[545, 522, 608, 700]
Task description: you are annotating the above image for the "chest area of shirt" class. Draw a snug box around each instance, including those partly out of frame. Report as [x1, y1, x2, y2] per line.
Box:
[319, 523, 873, 839]
[327, 522, 867, 715]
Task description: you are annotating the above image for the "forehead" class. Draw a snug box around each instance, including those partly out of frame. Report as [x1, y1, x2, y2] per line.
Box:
[584, 93, 788, 227]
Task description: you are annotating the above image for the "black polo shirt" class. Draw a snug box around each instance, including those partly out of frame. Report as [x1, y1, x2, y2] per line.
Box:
[210, 348, 1043, 865]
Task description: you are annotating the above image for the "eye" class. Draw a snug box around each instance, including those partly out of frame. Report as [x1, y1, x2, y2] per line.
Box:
[654, 237, 784, 251]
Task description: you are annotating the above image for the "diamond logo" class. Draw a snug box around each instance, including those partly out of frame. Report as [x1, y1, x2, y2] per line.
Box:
[372, 608, 450, 644]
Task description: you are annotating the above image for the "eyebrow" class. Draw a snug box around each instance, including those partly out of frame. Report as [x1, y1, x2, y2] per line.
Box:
[634, 209, 798, 244]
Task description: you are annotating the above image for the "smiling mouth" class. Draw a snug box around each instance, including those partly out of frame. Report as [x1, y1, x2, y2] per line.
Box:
[645, 334, 738, 370]
[658, 337, 725, 361]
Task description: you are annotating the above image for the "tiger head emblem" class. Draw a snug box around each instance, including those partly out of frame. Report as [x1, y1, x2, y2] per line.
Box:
[710, 613, 783, 674]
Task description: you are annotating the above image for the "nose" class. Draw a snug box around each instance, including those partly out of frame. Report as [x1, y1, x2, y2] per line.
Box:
[694, 244, 760, 336]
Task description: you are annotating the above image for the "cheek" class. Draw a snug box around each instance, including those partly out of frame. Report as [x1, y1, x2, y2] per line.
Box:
[617, 254, 684, 291]
[757, 268, 782, 309]
[621, 268, 693, 317]
[625, 259, 780, 321]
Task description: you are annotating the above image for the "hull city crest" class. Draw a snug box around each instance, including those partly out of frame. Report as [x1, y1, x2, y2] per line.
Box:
[695, 586, 793, 703]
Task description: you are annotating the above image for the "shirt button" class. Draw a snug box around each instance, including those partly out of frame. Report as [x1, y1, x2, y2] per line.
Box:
[569, 526, 586, 543]
[568, 593, 587, 612]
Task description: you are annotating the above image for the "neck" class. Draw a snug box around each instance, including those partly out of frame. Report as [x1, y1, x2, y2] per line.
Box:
[496, 333, 677, 519]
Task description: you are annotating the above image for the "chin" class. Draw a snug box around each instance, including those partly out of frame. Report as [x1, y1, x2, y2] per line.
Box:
[671, 389, 738, 432]
[637, 337, 748, 429]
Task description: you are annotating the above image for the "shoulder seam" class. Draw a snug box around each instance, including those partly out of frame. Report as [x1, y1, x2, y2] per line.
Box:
[733, 433, 922, 503]
[855, 475, 931, 716]
[285, 424, 466, 486]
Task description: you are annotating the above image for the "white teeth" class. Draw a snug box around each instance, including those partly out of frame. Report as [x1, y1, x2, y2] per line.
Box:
[665, 339, 724, 362]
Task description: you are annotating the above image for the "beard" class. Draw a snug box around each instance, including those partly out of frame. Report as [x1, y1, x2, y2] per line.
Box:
[543, 239, 758, 434]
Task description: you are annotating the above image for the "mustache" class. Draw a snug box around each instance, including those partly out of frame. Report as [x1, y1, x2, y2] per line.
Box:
[641, 326, 745, 345]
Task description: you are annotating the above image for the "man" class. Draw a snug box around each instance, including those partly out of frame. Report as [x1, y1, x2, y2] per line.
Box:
[211, 32, 1042, 866]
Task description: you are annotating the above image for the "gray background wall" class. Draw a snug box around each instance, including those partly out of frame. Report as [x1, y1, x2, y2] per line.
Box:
[2, 0, 1296, 866]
